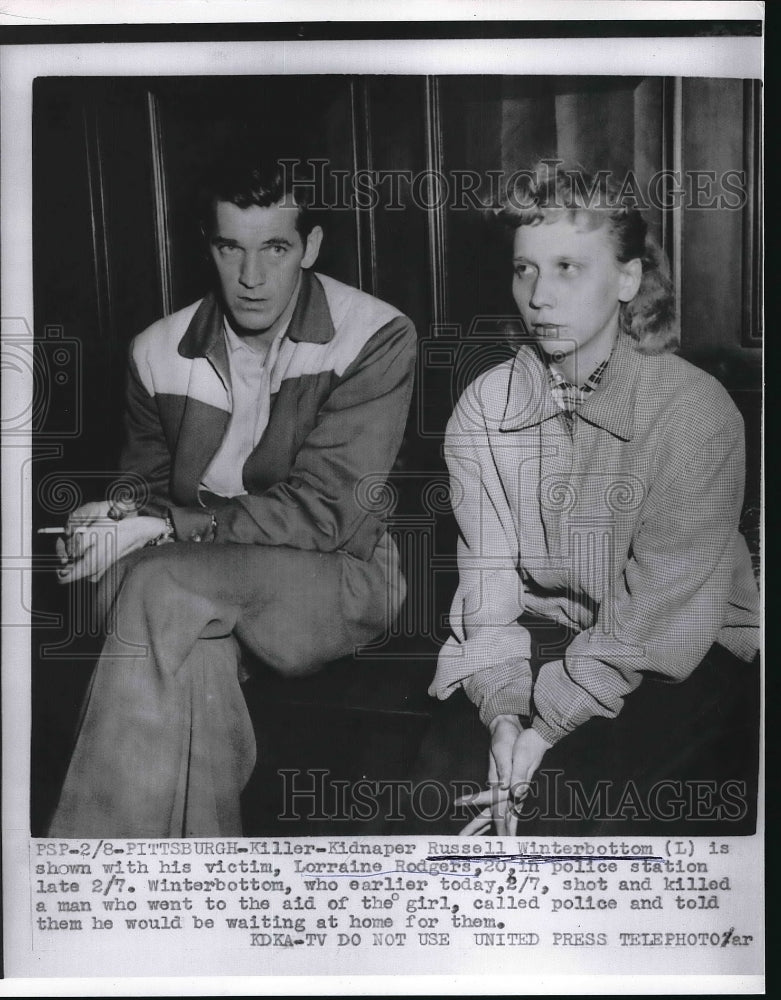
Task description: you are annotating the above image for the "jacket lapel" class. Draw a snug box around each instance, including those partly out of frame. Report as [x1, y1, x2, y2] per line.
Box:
[577, 335, 639, 441]
[171, 293, 231, 504]
[500, 336, 640, 441]
[499, 347, 561, 432]
[286, 271, 335, 344]
[177, 292, 231, 385]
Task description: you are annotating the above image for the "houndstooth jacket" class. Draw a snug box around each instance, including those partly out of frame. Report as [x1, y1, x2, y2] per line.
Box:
[430, 334, 759, 745]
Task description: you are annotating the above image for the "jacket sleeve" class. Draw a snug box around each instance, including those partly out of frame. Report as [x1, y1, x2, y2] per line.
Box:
[169, 315, 417, 555]
[530, 397, 753, 746]
[118, 347, 173, 510]
[429, 381, 534, 725]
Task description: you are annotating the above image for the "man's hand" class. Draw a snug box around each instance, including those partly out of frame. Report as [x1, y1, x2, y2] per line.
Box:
[55, 502, 167, 584]
[456, 714, 551, 836]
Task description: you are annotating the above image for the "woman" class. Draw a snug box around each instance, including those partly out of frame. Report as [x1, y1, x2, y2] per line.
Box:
[428, 163, 759, 836]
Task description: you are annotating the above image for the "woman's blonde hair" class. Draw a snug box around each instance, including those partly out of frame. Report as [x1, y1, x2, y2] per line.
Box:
[499, 161, 679, 354]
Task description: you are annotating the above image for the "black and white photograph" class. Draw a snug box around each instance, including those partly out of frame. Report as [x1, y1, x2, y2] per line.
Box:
[1, 1, 764, 991]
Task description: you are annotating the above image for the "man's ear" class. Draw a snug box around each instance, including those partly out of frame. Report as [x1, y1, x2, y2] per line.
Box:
[301, 225, 323, 269]
[618, 258, 642, 303]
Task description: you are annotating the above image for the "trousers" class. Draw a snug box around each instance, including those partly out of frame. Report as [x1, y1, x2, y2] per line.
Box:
[47, 534, 402, 838]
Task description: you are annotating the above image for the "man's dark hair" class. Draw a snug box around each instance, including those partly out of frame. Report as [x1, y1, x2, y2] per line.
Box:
[198, 152, 318, 239]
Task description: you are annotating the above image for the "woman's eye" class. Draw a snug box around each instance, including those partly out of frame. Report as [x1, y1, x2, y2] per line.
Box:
[559, 262, 579, 274]
[514, 264, 534, 278]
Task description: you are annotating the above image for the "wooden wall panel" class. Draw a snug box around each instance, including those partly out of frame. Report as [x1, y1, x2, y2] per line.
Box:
[680, 78, 745, 353]
[33, 80, 160, 473]
[741, 80, 762, 349]
[440, 75, 513, 342]
[555, 83, 637, 174]
[499, 81, 558, 173]
[33, 81, 102, 343]
[362, 76, 431, 337]
[358, 76, 433, 509]
[96, 85, 163, 349]
[633, 76, 666, 249]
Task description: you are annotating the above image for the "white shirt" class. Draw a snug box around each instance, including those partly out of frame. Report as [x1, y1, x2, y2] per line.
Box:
[200, 318, 289, 498]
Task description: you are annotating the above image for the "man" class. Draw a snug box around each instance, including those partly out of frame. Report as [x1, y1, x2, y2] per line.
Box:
[48, 155, 417, 838]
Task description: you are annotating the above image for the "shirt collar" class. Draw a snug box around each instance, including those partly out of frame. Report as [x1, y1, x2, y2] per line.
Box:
[223, 315, 291, 360]
[500, 334, 642, 441]
[547, 356, 610, 395]
[178, 270, 335, 362]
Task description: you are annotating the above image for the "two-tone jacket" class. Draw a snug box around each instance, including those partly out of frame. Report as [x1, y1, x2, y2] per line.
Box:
[120, 270, 417, 560]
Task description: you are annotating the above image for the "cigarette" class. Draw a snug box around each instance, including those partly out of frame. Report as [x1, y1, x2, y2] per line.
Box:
[37, 526, 88, 535]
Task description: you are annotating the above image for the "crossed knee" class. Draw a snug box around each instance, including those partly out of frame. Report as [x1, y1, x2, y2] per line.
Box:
[117, 549, 229, 632]
[255, 646, 326, 678]
[120, 549, 177, 604]
[119, 548, 331, 675]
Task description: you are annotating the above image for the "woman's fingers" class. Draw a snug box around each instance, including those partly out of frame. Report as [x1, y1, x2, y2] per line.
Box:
[455, 729, 551, 837]
[455, 787, 510, 809]
[489, 716, 522, 790]
[508, 728, 550, 798]
[457, 722, 540, 837]
[457, 807, 493, 836]
[456, 787, 522, 836]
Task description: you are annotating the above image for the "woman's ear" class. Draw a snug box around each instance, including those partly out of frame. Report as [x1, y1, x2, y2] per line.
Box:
[618, 258, 642, 303]
[301, 225, 323, 269]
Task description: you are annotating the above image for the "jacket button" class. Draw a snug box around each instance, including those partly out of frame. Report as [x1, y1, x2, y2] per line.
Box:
[190, 531, 202, 542]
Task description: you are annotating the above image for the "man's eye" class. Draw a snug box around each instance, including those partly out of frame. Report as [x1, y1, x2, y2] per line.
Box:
[217, 244, 240, 255]
[266, 245, 287, 256]
[559, 262, 579, 273]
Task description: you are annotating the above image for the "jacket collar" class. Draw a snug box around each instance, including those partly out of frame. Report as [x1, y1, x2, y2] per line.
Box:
[287, 270, 335, 344]
[499, 334, 641, 441]
[177, 270, 335, 361]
